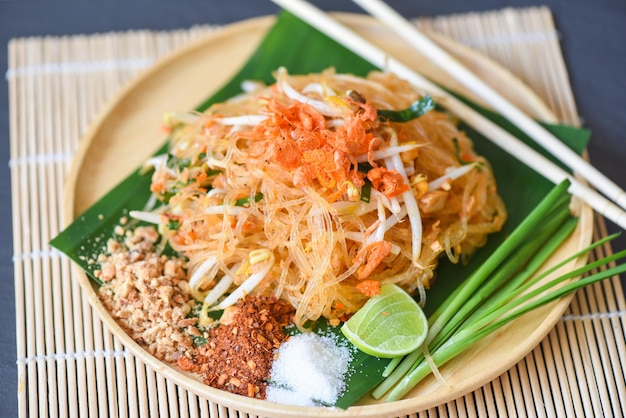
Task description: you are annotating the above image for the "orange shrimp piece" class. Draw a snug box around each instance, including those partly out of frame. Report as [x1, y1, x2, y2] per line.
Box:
[356, 279, 382, 297]
[302, 148, 351, 190]
[331, 115, 372, 156]
[350, 98, 378, 123]
[267, 135, 303, 170]
[265, 98, 326, 132]
[255, 99, 331, 170]
[293, 164, 316, 188]
[354, 240, 392, 279]
[194, 169, 208, 184]
[367, 167, 409, 198]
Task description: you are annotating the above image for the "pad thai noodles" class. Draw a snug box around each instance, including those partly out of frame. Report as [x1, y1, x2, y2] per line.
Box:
[130, 67, 506, 329]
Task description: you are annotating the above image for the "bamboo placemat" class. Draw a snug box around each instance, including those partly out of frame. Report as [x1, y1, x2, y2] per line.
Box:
[8, 6, 626, 417]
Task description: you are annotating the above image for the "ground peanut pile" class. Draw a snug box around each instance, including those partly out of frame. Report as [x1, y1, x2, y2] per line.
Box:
[181, 296, 294, 399]
[96, 226, 200, 363]
[95, 225, 296, 399]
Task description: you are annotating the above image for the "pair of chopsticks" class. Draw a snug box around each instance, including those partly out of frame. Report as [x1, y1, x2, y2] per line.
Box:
[269, 0, 626, 230]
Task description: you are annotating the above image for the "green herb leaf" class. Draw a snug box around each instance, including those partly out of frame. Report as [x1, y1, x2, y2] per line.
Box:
[377, 94, 435, 122]
[192, 335, 208, 347]
[167, 219, 180, 230]
[360, 179, 372, 203]
[167, 154, 192, 170]
[234, 192, 263, 207]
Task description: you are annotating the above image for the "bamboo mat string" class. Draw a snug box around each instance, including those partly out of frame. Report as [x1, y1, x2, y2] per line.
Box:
[8, 8, 625, 418]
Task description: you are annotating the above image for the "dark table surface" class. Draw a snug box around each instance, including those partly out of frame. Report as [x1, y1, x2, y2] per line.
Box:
[1, 1, 625, 416]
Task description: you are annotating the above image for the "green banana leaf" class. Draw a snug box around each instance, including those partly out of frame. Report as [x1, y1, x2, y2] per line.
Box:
[50, 11, 590, 408]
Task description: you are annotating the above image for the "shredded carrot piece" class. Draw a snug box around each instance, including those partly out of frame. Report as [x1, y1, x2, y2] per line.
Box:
[354, 241, 392, 279]
[356, 279, 381, 297]
[150, 182, 165, 194]
[194, 170, 208, 184]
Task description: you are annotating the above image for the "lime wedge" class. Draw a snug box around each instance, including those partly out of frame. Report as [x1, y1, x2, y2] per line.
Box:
[341, 284, 428, 358]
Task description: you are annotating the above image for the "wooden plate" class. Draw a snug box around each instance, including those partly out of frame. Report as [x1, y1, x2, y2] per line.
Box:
[64, 13, 592, 418]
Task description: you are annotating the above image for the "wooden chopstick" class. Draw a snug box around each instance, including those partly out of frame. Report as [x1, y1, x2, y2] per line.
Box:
[352, 0, 626, 211]
[269, 0, 626, 230]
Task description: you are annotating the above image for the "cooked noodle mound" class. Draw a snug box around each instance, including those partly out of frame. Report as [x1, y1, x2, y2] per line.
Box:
[141, 67, 506, 329]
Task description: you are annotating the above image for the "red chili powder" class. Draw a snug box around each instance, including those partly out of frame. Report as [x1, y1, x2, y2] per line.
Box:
[180, 296, 294, 399]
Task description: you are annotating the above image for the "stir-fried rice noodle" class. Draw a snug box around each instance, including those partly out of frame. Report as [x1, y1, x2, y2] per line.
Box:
[144, 67, 506, 329]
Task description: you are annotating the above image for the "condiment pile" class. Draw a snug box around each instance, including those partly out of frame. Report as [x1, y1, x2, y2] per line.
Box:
[266, 332, 353, 406]
[97, 223, 352, 403]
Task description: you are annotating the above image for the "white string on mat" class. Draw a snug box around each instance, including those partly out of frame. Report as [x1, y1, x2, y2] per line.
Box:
[4, 58, 156, 81]
[8, 42, 31, 418]
[40, 44, 63, 418]
[351, 0, 626, 211]
[16, 349, 132, 365]
[446, 30, 561, 48]
[8, 152, 74, 167]
[48, 50, 74, 418]
[59, 38, 85, 418]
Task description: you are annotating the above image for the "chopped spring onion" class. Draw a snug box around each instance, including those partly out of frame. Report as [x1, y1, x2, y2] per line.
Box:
[166, 154, 192, 170]
[452, 137, 473, 165]
[361, 179, 372, 203]
[167, 219, 180, 230]
[234, 192, 264, 207]
[377, 94, 435, 122]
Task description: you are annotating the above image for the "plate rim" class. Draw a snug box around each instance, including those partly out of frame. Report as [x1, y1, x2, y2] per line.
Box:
[62, 12, 593, 417]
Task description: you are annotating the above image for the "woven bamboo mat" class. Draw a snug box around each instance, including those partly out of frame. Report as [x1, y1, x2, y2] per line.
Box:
[8, 6, 626, 417]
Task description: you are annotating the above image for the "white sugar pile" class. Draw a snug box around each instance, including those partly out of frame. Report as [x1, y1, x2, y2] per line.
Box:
[266, 332, 353, 406]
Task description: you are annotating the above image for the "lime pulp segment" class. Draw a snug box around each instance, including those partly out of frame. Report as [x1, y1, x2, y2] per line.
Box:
[341, 284, 428, 358]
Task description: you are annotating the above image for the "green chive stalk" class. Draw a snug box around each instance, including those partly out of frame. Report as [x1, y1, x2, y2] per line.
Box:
[372, 181, 626, 401]
[441, 211, 576, 340]
[425, 181, 571, 340]
[383, 250, 626, 401]
[372, 192, 575, 399]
